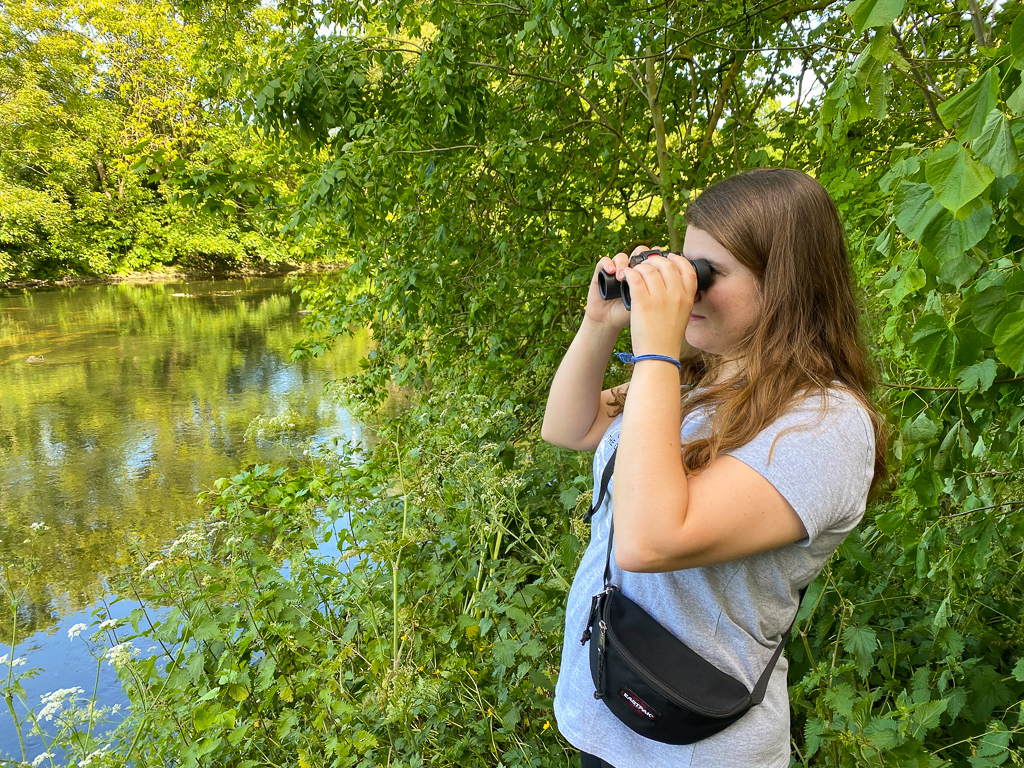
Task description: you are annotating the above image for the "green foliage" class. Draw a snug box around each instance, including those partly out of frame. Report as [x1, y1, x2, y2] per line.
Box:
[5, 0, 1024, 765]
[0, 0, 309, 282]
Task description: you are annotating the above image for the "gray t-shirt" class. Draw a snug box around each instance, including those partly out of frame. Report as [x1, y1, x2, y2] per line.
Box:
[553, 388, 875, 767]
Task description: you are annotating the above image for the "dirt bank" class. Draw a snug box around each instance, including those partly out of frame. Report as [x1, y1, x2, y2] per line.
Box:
[0, 262, 344, 291]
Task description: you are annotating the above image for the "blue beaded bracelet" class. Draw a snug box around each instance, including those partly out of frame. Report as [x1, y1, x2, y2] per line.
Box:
[615, 352, 682, 370]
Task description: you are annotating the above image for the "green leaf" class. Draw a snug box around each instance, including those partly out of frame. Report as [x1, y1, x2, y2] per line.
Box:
[892, 267, 926, 305]
[824, 682, 855, 717]
[193, 617, 220, 641]
[894, 182, 944, 241]
[1012, 13, 1024, 64]
[938, 69, 999, 141]
[911, 699, 948, 734]
[846, 0, 906, 34]
[1013, 658, 1024, 682]
[973, 286, 1010, 335]
[1008, 79, 1024, 116]
[842, 625, 877, 677]
[194, 702, 222, 731]
[919, 205, 992, 288]
[957, 359, 998, 393]
[904, 412, 941, 444]
[969, 722, 1011, 767]
[926, 143, 996, 212]
[910, 313, 954, 376]
[972, 111, 1022, 178]
[994, 311, 1024, 374]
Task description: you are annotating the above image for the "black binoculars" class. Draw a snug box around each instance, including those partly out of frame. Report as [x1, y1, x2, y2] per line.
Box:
[598, 249, 713, 310]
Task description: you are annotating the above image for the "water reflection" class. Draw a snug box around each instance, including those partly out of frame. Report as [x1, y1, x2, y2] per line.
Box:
[0, 277, 367, 638]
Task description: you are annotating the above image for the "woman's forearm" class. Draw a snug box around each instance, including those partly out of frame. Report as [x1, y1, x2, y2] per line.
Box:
[540, 316, 623, 450]
[612, 361, 689, 570]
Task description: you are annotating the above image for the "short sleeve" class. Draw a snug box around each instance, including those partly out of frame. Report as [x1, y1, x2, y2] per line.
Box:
[724, 390, 875, 546]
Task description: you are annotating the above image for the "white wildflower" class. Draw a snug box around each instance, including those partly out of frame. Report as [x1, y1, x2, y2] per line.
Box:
[39, 687, 82, 721]
[79, 745, 110, 766]
[67, 623, 88, 641]
[31, 751, 53, 766]
[29, 522, 50, 532]
[104, 642, 138, 668]
[140, 559, 162, 576]
[169, 530, 204, 555]
[98, 619, 117, 630]
[11, 656, 26, 667]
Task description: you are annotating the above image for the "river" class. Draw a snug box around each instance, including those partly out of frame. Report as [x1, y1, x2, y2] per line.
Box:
[0, 276, 367, 760]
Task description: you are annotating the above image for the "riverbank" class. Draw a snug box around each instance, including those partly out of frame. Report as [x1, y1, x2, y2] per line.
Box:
[0, 261, 344, 291]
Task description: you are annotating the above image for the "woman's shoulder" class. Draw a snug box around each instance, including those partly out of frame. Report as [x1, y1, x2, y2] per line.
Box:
[761, 385, 876, 466]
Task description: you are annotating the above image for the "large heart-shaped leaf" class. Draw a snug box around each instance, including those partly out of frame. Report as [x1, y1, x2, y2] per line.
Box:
[918, 204, 992, 287]
[894, 182, 944, 241]
[926, 143, 995, 212]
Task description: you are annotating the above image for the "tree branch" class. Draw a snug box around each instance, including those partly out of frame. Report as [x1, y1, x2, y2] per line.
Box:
[645, 42, 679, 250]
[698, 54, 746, 160]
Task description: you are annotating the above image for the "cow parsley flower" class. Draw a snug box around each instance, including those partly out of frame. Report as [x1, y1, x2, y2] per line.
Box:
[104, 642, 138, 668]
[67, 623, 88, 641]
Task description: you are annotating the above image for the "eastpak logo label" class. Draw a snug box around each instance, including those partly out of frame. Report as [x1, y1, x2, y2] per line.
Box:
[619, 687, 659, 721]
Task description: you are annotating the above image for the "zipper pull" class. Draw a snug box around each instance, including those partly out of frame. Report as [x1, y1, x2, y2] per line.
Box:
[580, 592, 601, 645]
[593, 619, 608, 699]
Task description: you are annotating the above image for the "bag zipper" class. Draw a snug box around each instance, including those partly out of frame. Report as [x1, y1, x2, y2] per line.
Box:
[593, 619, 607, 699]
[604, 614, 752, 718]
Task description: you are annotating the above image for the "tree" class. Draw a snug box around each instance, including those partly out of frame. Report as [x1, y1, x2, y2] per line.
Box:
[0, 0, 300, 281]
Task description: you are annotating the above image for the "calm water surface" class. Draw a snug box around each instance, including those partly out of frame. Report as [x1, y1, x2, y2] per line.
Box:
[0, 277, 366, 759]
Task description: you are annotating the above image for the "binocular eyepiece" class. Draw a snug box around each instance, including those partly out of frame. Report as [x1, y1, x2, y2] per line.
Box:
[597, 249, 713, 310]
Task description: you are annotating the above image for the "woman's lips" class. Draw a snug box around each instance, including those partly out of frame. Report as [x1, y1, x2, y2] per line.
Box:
[689, 314, 705, 321]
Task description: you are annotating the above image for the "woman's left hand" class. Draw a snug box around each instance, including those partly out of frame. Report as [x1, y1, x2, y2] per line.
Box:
[620, 245, 698, 358]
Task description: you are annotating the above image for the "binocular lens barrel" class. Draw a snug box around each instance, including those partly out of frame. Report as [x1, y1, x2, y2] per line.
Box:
[597, 251, 712, 310]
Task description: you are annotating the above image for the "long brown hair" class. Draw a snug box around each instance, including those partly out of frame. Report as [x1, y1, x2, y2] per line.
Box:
[614, 168, 888, 493]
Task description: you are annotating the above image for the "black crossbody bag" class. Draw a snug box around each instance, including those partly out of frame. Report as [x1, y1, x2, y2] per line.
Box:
[579, 448, 804, 745]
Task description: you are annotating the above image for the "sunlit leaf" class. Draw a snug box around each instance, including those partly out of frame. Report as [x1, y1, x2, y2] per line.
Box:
[894, 182, 944, 241]
[925, 143, 995, 212]
[846, 0, 906, 34]
[937, 69, 999, 141]
[972, 111, 1022, 178]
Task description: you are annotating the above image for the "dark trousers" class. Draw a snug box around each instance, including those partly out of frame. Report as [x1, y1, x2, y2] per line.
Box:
[580, 752, 614, 768]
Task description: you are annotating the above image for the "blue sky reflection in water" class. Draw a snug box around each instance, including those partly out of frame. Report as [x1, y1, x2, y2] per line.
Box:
[0, 277, 368, 759]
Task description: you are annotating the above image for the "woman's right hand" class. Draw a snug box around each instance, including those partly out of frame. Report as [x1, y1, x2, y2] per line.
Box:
[584, 252, 632, 329]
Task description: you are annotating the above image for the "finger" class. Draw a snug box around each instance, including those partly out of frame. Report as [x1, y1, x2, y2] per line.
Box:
[595, 256, 617, 275]
[631, 259, 671, 298]
[630, 244, 652, 259]
[636, 255, 680, 294]
[664, 254, 698, 293]
[612, 252, 631, 273]
[620, 264, 650, 303]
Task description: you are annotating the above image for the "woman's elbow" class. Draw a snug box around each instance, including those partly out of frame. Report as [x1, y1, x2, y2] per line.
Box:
[613, 541, 666, 573]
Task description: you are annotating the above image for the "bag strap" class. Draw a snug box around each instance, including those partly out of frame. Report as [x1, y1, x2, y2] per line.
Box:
[749, 585, 806, 704]
[583, 447, 616, 523]
[587, 445, 807, 702]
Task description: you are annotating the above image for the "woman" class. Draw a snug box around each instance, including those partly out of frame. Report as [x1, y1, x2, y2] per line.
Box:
[540, 168, 887, 767]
